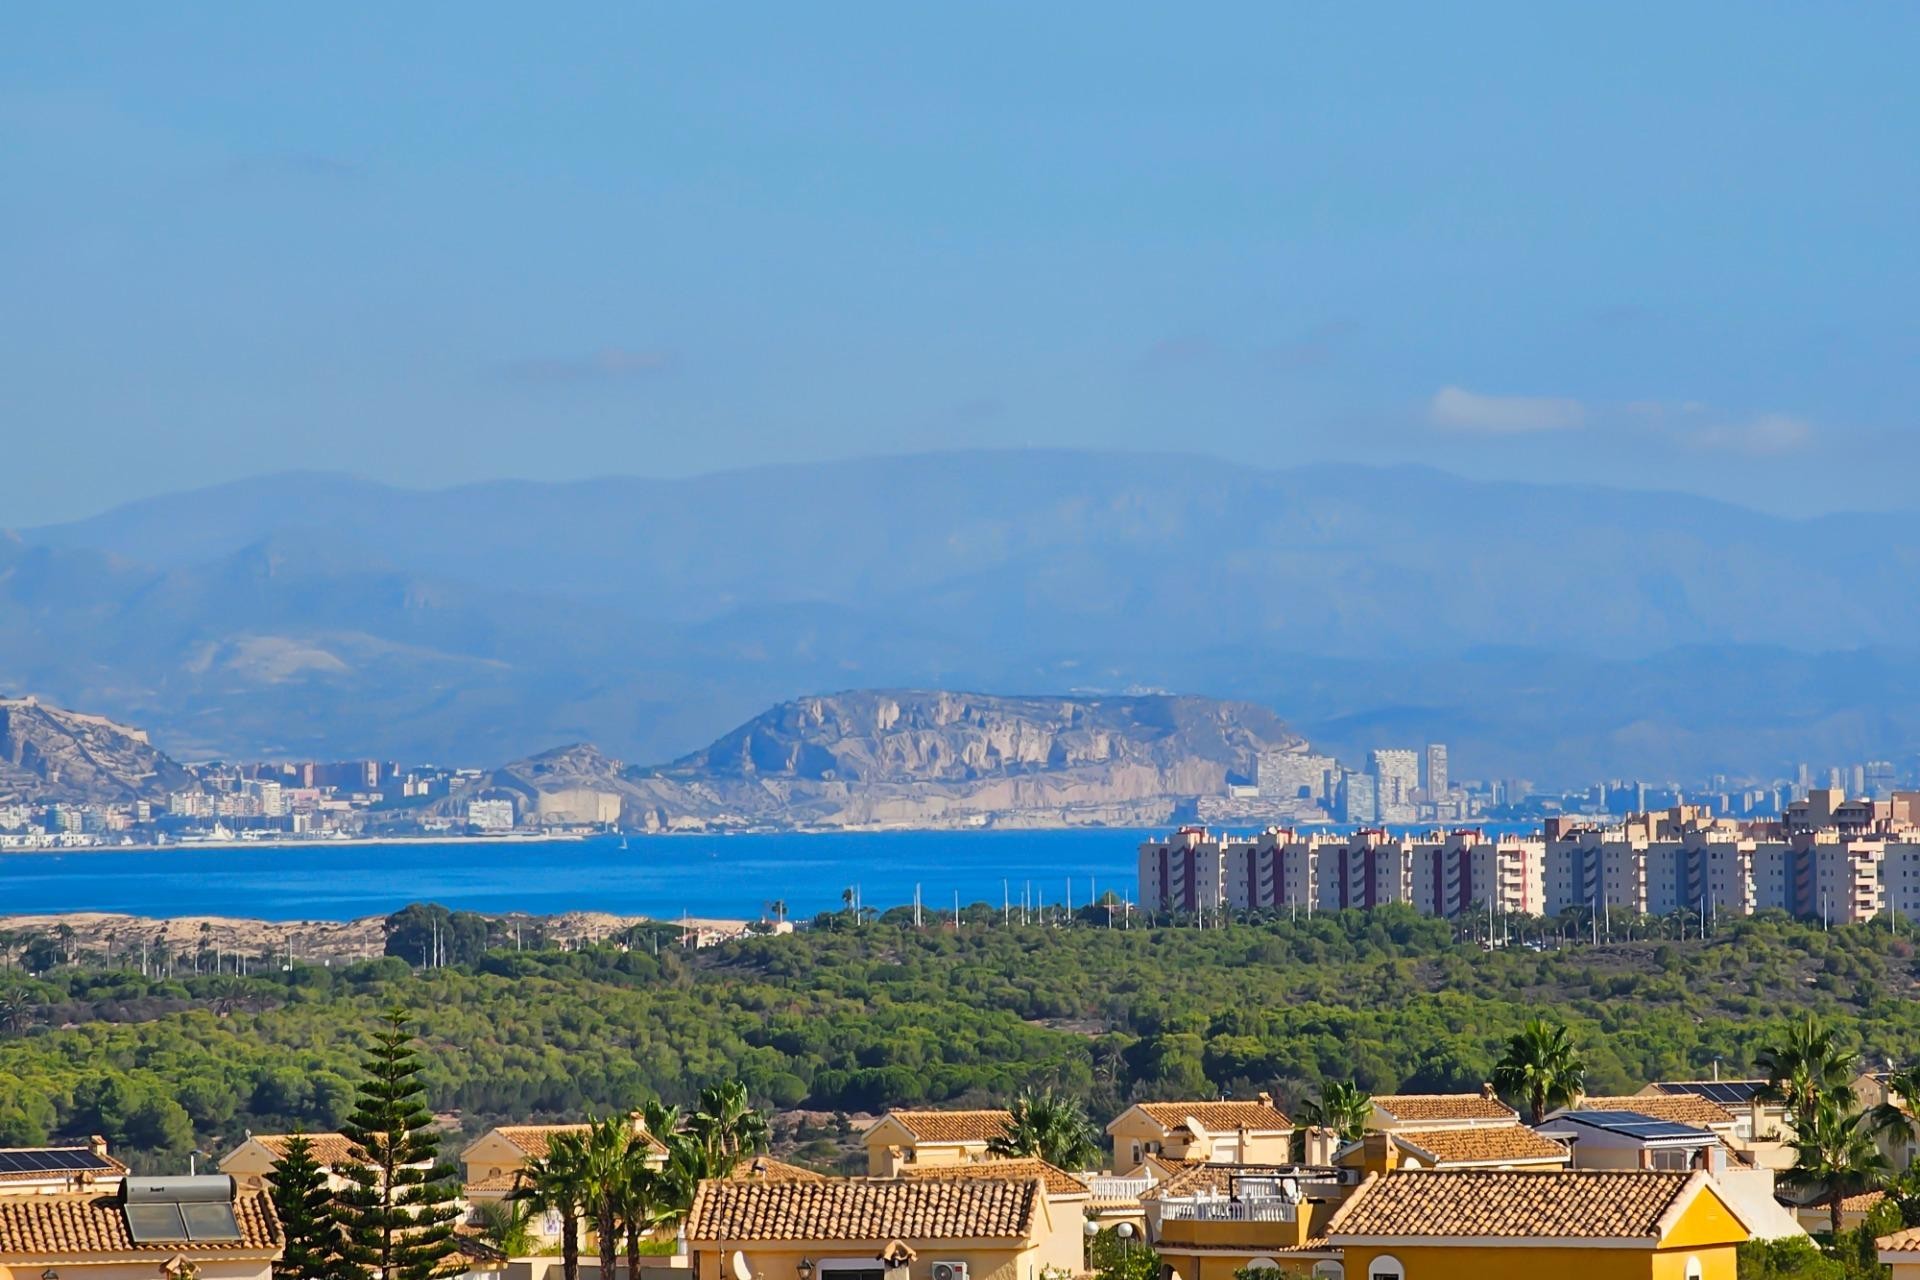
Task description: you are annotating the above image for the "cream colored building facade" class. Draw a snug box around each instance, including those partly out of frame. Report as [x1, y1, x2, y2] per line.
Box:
[1107, 1099, 1293, 1169]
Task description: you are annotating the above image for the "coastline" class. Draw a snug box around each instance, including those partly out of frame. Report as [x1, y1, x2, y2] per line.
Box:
[0, 831, 590, 856]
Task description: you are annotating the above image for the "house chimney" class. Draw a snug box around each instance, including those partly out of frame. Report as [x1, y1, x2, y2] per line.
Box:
[1361, 1131, 1397, 1179]
[1258, 1092, 1273, 1107]
[88, 1135, 109, 1159]
[1480, 1082, 1496, 1101]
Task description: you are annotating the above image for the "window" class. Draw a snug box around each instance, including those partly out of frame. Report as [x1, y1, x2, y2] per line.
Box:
[1685, 1256, 1704, 1280]
[1311, 1266, 1343, 1280]
[1368, 1256, 1404, 1280]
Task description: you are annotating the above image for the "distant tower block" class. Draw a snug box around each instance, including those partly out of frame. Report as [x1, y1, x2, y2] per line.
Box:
[1424, 743, 1449, 799]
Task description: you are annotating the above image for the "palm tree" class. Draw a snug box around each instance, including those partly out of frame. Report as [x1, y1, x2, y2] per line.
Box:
[641, 1100, 704, 1227]
[988, 1087, 1102, 1171]
[0, 989, 33, 1036]
[1296, 1080, 1373, 1146]
[1871, 1063, 1920, 1147]
[1757, 1013, 1854, 1138]
[610, 1140, 673, 1280]
[1492, 1017, 1586, 1124]
[516, 1131, 592, 1280]
[1783, 1096, 1888, 1236]
[688, 1082, 771, 1178]
[472, 1200, 535, 1257]
[581, 1116, 636, 1280]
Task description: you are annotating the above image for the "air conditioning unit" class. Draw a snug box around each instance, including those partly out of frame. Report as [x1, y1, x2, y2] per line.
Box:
[932, 1262, 969, 1280]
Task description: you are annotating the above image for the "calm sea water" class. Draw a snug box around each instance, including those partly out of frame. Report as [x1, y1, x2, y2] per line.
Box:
[0, 830, 1163, 921]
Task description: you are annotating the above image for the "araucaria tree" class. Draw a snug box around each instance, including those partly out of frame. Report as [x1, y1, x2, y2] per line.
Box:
[335, 1007, 463, 1280]
[268, 1131, 339, 1280]
[1491, 1017, 1585, 1125]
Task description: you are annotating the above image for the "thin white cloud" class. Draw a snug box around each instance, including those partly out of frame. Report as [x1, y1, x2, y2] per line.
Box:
[1429, 385, 1586, 434]
[1686, 413, 1814, 456]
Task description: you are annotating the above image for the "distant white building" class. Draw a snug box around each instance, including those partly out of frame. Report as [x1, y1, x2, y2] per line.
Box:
[468, 798, 516, 831]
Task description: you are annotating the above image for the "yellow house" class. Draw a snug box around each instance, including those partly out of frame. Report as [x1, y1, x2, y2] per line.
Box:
[1879, 1225, 1920, 1279]
[685, 1173, 1081, 1280]
[461, 1120, 667, 1212]
[219, 1132, 362, 1192]
[1107, 1098, 1293, 1169]
[1333, 1127, 1569, 1174]
[862, 1111, 1013, 1176]
[1366, 1091, 1517, 1132]
[1323, 1169, 1754, 1280]
[0, 1176, 282, 1280]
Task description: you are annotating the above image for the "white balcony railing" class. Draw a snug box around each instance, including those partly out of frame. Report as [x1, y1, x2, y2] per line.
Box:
[1160, 1198, 1298, 1223]
[1089, 1175, 1157, 1200]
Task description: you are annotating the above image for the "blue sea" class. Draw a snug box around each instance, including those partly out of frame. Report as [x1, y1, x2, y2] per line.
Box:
[0, 830, 1165, 921]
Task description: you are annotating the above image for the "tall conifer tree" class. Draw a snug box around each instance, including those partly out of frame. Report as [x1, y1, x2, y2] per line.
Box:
[336, 1007, 462, 1280]
[269, 1131, 340, 1280]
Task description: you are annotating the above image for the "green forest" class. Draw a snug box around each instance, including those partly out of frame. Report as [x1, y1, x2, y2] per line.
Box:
[3, 904, 1919, 1171]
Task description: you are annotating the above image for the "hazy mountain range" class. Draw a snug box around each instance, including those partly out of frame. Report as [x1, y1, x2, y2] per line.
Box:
[8, 448, 1920, 783]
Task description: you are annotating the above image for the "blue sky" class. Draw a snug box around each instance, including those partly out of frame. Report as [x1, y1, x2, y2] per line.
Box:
[4, 5, 1916, 523]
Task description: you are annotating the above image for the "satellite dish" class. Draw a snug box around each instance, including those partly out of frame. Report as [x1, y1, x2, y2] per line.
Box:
[731, 1251, 754, 1280]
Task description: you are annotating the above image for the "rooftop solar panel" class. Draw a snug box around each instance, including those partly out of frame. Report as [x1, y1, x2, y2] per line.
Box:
[0, 1148, 114, 1174]
[1555, 1111, 1715, 1140]
[122, 1176, 243, 1244]
[1657, 1081, 1763, 1104]
[125, 1202, 189, 1244]
[181, 1202, 243, 1242]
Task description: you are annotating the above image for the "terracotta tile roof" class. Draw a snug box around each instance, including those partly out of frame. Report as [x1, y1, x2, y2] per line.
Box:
[479, 1121, 669, 1159]
[686, 1177, 1042, 1243]
[1880, 1227, 1920, 1251]
[465, 1171, 525, 1194]
[1325, 1170, 1704, 1241]
[1842, 1190, 1887, 1212]
[1576, 1096, 1737, 1128]
[247, 1132, 360, 1167]
[1389, 1126, 1569, 1167]
[878, 1111, 1013, 1144]
[1371, 1094, 1517, 1124]
[899, 1158, 1089, 1197]
[0, 1147, 128, 1183]
[729, 1157, 828, 1183]
[0, 1190, 282, 1258]
[1134, 1101, 1292, 1133]
[491, 1124, 592, 1158]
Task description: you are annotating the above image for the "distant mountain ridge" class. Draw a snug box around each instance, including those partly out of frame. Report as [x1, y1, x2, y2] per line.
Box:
[477, 689, 1308, 830]
[9, 449, 1920, 780]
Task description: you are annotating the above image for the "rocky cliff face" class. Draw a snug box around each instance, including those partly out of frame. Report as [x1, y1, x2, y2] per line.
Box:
[480, 690, 1309, 831]
[0, 697, 195, 804]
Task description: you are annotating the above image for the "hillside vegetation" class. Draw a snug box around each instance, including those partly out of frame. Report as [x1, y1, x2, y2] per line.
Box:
[1, 907, 1916, 1169]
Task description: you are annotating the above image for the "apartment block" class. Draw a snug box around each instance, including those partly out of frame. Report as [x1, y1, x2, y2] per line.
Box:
[1139, 826, 1228, 913]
